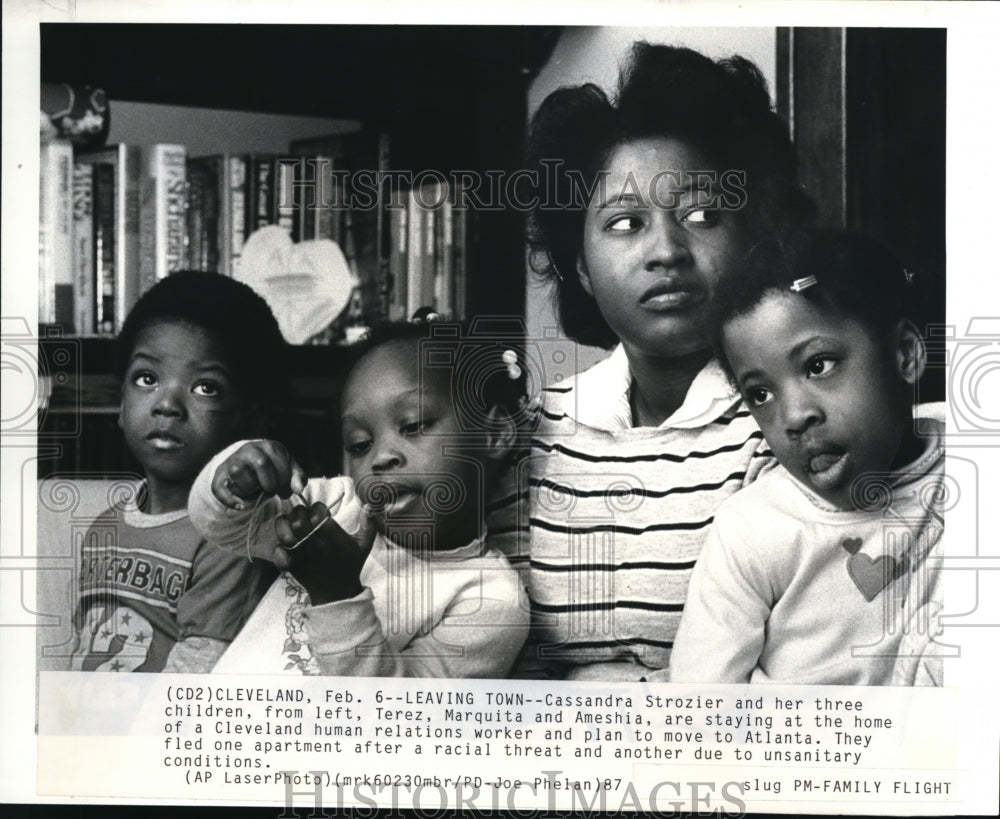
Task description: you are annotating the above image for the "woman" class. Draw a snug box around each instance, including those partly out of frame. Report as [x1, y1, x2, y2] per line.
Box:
[491, 42, 814, 681]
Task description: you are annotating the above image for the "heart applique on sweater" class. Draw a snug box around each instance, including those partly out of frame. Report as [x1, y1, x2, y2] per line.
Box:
[843, 537, 910, 602]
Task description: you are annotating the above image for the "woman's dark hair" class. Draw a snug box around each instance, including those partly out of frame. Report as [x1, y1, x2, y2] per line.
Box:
[708, 229, 917, 383]
[340, 316, 532, 437]
[115, 271, 289, 420]
[526, 41, 815, 348]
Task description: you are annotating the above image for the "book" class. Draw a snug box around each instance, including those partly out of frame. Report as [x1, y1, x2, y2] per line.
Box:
[76, 144, 144, 327]
[186, 156, 225, 273]
[299, 155, 336, 243]
[138, 143, 187, 292]
[249, 154, 275, 234]
[71, 163, 95, 335]
[185, 159, 206, 270]
[38, 155, 51, 324]
[199, 157, 222, 273]
[298, 157, 318, 242]
[433, 187, 445, 311]
[319, 158, 345, 246]
[39, 139, 75, 328]
[405, 186, 424, 318]
[228, 155, 248, 275]
[387, 202, 408, 321]
[275, 156, 299, 236]
[91, 163, 116, 334]
[438, 192, 454, 318]
[419, 182, 438, 311]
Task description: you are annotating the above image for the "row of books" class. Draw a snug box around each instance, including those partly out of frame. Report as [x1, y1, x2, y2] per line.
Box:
[385, 181, 470, 325]
[39, 133, 471, 339]
[40, 140, 177, 335]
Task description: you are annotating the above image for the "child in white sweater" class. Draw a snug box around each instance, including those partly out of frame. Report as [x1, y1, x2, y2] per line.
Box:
[671, 230, 945, 685]
[189, 318, 530, 677]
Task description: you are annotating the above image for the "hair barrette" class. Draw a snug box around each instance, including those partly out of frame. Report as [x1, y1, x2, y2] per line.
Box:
[501, 348, 521, 380]
[790, 275, 818, 293]
[410, 307, 441, 324]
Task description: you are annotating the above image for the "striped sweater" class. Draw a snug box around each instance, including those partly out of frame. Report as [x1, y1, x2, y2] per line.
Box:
[487, 345, 775, 681]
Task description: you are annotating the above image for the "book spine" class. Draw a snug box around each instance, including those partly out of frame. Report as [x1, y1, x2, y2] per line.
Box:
[162, 146, 188, 276]
[185, 160, 205, 269]
[54, 142, 76, 329]
[118, 145, 143, 324]
[215, 155, 233, 276]
[276, 156, 298, 236]
[38, 143, 55, 324]
[229, 155, 247, 274]
[93, 163, 117, 335]
[433, 188, 445, 311]
[312, 156, 335, 243]
[298, 156, 316, 242]
[200, 157, 221, 273]
[420, 183, 438, 310]
[137, 148, 156, 293]
[251, 154, 275, 233]
[439, 190, 454, 318]
[71, 163, 95, 335]
[329, 174, 343, 246]
[405, 187, 423, 318]
[40, 141, 75, 328]
[139, 144, 187, 292]
[387, 202, 408, 322]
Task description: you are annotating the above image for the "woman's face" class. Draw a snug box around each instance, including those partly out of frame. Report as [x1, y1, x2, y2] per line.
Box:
[578, 137, 749, 358]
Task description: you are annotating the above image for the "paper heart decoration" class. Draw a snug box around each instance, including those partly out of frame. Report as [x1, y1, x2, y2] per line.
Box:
[236, 225, 358, 344]
[844, 542, 910, 603]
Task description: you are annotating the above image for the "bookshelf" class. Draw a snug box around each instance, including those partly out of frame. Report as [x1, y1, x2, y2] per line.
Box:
[38, 23, 560, 477]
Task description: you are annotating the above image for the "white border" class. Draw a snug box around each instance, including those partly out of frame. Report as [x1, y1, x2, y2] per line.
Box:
[4, 1, 1000, 812]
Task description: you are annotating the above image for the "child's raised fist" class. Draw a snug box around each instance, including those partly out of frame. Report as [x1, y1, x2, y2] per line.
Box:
[273, 502, 376, 604]
[212, 440, 307, 509]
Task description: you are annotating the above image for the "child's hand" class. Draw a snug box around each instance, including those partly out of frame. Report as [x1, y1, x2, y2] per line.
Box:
[212, 440, 307, 510]
[273, 502, 377, 604]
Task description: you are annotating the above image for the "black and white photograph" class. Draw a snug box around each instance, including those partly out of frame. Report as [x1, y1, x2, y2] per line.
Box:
[2, 1, 999, 815]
